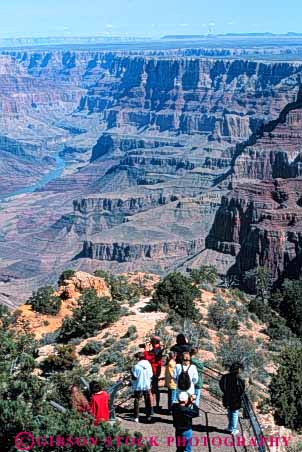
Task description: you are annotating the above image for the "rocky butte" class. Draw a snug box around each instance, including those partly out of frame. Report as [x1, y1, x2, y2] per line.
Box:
[1, 45, 302, 305]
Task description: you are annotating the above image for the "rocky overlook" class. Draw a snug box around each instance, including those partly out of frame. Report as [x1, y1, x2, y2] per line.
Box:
[1, 48, 302, 305]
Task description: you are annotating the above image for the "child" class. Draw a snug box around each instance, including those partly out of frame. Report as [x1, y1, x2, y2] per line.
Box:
[165, 351, 177, 412]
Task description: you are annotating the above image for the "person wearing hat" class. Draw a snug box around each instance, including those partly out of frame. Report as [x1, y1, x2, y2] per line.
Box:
[219, 362, 245, 435]
[172, 391, 199, 452]
[144, 335, 163, 413]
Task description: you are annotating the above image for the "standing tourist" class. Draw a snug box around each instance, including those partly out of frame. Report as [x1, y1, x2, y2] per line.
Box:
[219, 362, 245, 435]
[131, 351, 153, 422]
[144, 335, 163, 413]
[165, 351, 177, 412]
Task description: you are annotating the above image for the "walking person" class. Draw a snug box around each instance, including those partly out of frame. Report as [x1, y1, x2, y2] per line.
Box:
[131, 351, 153, 423]
[171, 334, 192, 363]
[165, 351, 177, 412]
[144, 335, 163, 413]
[219, 362, 245, 435]
[173, 351, 198, 397]
[172, 392, 199, 452]
[190, 348, 204, 410]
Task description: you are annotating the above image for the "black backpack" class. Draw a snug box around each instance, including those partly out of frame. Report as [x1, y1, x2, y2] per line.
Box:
[178, 364, 191, 391]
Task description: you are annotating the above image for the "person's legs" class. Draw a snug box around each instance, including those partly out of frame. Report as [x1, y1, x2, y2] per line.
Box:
[168, 388, 172, 410]
[227, 408, 239, 433]
[171, 388, 177, 405]
[175, 431, 186, 452]
[134, 391, 141, 419]
[182, 429, 193, 452]
[152, 376, 160, 408]
[195, 388, 201, 407]
[143, 390, 152, 417]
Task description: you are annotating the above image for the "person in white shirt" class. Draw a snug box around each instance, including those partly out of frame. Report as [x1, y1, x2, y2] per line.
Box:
[173, 351, 198, 396]
[131, 351, 153, 422]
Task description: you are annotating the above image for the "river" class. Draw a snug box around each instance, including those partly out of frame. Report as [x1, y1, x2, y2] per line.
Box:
[0, 154, 66, 203]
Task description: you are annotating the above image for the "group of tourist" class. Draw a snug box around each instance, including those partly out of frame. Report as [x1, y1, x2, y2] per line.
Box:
[132, 333, 245, 452]
[71, 333, 246, 452]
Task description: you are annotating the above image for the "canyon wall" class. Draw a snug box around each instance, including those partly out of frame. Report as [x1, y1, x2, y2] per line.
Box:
[206, 179, 302, 283]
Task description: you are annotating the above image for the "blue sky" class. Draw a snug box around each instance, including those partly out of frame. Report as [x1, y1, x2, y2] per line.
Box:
[0, 0, 301, 37]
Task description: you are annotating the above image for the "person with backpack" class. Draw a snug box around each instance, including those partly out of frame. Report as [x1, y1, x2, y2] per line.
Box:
[131, 351, 153, 423]
[172, 391, 199, 452]
[144, 335, 163, 413]
[219, 362, 245, 435]
[190, 347, 204, 410]
[173, 351, 198, 396]
[89, 381, 110, 425]
[165, 351, 177, 412]
[171, 334, 192, 364]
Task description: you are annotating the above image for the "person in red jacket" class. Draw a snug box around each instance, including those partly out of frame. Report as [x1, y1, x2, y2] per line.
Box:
[144, 336, 163, 413]
[89, 381, 110, 425]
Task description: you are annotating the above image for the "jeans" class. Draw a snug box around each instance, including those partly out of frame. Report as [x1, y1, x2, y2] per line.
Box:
[134, 390, 152, 418]
[168, 388, 177, 410]
[175, 429, 192, 452]
[195, 388, 201, 408]
[227, 408, 239, 432]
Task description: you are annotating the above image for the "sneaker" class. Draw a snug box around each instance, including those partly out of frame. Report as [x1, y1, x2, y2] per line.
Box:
[146, 416, 152, 422]
[231, 430, 239, 435]
[134, 418, 139, 423]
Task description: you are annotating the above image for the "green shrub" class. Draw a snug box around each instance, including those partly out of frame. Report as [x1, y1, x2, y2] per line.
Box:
[248, 297, 272, 323]
[218, 335, 264, 373]
[103, 337, 117, 347]
[208, 299, 239, 331]
[124, 325, 137, 338]
[94, 269, 111, 283]
[40, 330, 61, 345]
[27, 286, 61, 315]
[58, 269, 75, 285]
[190, 265, 218, 286]
[40, 345, 77, 374]
[274, 279, 302, 338]
[145, 272, 200, 319]
[59, 288, 121, 342]
[270, 344, 302, 429]
[80, 341, 102, 355]
[266, 317, 293, 341]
